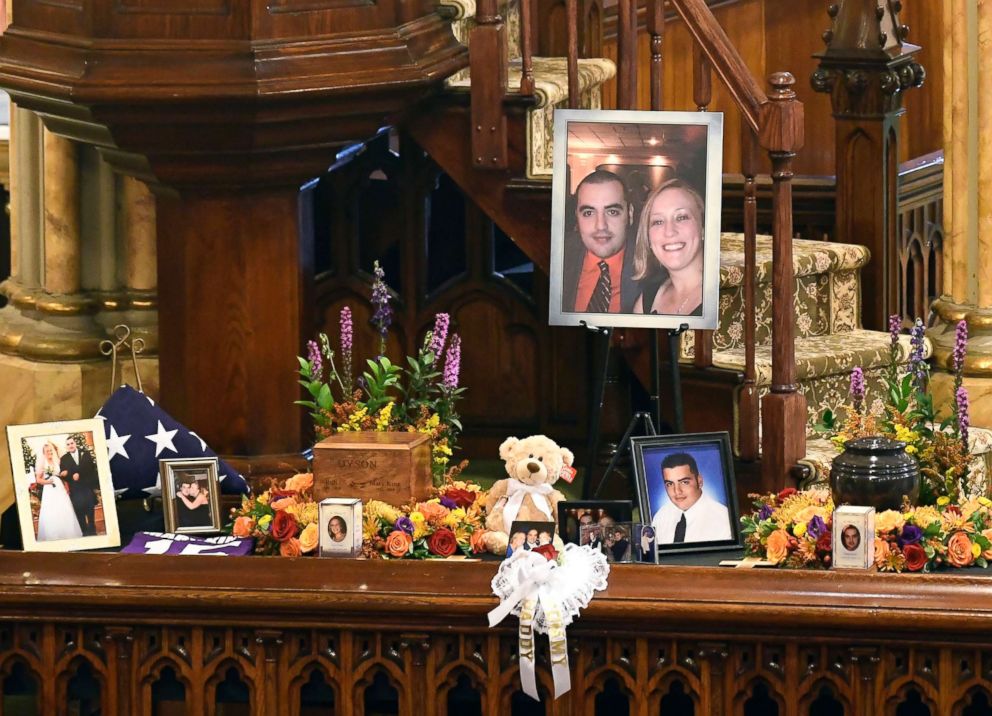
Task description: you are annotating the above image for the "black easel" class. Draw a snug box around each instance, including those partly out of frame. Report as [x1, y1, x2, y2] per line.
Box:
[582, 322, 689, 500]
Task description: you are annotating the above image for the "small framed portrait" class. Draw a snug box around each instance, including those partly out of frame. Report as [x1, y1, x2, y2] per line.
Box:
[634, 523, 657, 563]
[833, 506, 876, 570]
[319, 498, 363, 557]
[5, 419, 120, 552]
[160, 458, 222, 534]
[557, 500, 633, 546]
[603, 521, 634, 563]
[632, 431, 741, 555]
[506, 520, 557, 558]
[548, 108, 723, 330]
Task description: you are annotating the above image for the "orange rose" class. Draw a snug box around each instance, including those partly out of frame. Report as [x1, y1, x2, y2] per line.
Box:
[947, 530, 976, 567]
[385, 530, 413, 558]
[280, 537, 302, 557]
[232, 516, 255, 538]
[982, 529, 992, 560]
[470, 529, 489, 554]
[284, 472, 314, 493]
[298, 523, 319, 554]
[873, 538, 890, 569]
[269, 496, 297, 512]
[765, 529, 791, 564]
[416, 501, 450, 524]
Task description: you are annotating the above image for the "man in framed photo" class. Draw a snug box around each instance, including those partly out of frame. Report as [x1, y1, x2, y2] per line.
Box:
[562, 169, 639, 314]
[651, 452, 731, 544]
[60, 435, 99, 536]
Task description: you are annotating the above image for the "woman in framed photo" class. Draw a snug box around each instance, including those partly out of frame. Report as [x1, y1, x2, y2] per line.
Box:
[327, 515, 348, 544]
[175, 475, 211, 528]
[34, 440, 84, 541]
[632, 178, 706, 317]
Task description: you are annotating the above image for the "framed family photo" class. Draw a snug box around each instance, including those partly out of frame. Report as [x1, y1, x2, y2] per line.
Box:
[6, 419, 120, 552]
[557, 499, 633, 547]
[632, 431, 741, 555]
[548, 108, 724, 330]
[160, 458, 222, 534]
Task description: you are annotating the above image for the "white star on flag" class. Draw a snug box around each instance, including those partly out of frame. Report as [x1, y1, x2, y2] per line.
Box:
[145, 420, 178, 457]
[106, 426, 132, 461]
[142, 471, 162, 497]
[188, 431, 207, 452]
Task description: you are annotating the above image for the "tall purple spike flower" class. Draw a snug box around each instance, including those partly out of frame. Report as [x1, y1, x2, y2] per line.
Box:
[957, 386, 971, 448]
[849, 366, 865, 414]
[909, 318, 927, 392]
[442, 334, 461, 390]
[307, 340, 323, 382]
[889, 314, 902, 346]
[428, 313, 450, 364]
[370, 261, 393, 356]
[340, 306, 353, 392]
[953, 319, 969, 375]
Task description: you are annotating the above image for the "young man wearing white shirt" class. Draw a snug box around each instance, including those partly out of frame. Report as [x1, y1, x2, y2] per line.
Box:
[651, 452, 732, 544]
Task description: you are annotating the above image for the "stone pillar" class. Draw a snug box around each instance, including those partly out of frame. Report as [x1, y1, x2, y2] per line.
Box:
[42, 129, 80, 295]
[929, 0, 992, 427]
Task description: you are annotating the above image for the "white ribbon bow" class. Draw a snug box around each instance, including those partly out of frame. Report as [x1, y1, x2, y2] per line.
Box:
[488, 551, 571, 701]
[502, 480, 554, 532]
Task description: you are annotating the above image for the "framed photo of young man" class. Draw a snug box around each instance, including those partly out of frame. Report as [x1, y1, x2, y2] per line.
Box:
[160, 458, 222, 534]
[632, 431, 741, 555]
[548, 108, 723, 330]
[6, 419, 121, 552]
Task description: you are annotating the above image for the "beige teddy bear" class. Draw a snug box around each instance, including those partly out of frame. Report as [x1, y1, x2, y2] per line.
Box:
[482, 434, 574, 554]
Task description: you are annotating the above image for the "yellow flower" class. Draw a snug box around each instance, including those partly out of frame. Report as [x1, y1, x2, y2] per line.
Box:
[257, 491, 271, 506]
[443, 508, 467, 528]
[973, 542, 983, 559]
[980, 497, 992, 507]
[410, 511, 428, 540]
[875, 510, 905, 533]
[298, 523, 319, 554]
[286, 501, 318, 526]
[366, 500, 402, 525]
[793, 522, 807, 537]
[258, 514, 273, 531]
[905, 445, 917, 455]
[338, 406, 369, 432]
[937, 496, 951, 507]
[375, 402, 394, 431]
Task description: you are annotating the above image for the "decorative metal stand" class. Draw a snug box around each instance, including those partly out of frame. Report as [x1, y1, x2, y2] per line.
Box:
[99, 324, 147, 395]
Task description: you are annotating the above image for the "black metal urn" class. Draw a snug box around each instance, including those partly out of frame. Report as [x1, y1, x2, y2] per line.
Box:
[830, 436, 920, 510]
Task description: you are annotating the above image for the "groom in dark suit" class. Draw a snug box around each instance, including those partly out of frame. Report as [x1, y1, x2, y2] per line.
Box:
[60, 436, 99, 535]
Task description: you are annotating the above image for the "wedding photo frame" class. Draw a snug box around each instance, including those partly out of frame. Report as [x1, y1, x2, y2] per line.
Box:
[6, 419, 120, 552]
[632, 431, 741, 555]
[160, 457, 222, 534]
[548, 108, 724, 330]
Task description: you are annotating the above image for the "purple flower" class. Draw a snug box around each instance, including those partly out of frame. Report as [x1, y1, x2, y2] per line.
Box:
[953, 319, 969, 374]
[897, 524, 922, 547]
[428, 313, 450, 364]
[442, 334, 461, 390]
[909, 318, 927, 392]
[849, 367, 865, 413]
[439, 496, 458, 510]
[394, 516, 414, 535]
[340, 306, 353, 391]
[889, 314, 902, 346]
[758, 504, 773, 521]
[307, 340, 323, 382]
[370, 261, 393, 353]
[957, 385, 971, 447]
[807, 515, 827, 540]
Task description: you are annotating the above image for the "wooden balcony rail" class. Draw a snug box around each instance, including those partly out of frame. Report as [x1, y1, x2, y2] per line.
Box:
[896, 150, 944, 326]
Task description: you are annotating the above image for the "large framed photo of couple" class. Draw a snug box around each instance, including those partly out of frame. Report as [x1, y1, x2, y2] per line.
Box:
[548, 108, 723, 330]
[631, 431, 741, 556]
[6, 419, 120, 552]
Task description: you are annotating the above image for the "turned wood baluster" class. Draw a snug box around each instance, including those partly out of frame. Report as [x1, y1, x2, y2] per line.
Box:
[693, 43, 714, 369]
[567, 0, 579, 108]
[520, 0, 535, 95]
[470, 0, 508, 167]
[759, 71, 807, 490]
[616, 0, 637, 109]
[738, 125, 760, 462]
[648, 0, 665, 110]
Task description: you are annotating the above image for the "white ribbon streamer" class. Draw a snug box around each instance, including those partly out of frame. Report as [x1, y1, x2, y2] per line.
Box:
[501, 480, 554, 532]
[488, 546, 609, 701]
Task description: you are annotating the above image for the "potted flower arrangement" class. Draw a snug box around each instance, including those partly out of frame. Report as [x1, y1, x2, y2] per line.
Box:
[296, 261, 465, 484]
[816, 316, 972, 505]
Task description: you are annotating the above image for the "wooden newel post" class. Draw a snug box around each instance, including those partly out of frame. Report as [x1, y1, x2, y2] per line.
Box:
[470, 0, 509, 168]
[758, 72, 807, 491]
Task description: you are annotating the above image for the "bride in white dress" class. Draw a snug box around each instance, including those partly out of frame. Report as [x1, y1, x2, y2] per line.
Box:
[34, 441, 83, 541]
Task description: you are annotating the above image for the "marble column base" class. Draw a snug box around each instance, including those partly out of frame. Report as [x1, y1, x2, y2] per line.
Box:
[928, 297, 992, 427]
[0, 352, 159, 514]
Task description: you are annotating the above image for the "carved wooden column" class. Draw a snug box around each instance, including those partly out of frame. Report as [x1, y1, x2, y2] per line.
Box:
[0, 0, 467, 468]
[811, 0, 925, 331]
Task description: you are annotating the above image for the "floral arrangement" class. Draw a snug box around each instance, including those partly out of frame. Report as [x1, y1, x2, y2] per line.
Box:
[361, 470, 491, 559]
[227, 473, 319, 556]
[742, 488, 992, 572]
[816, 315, 972, 504]
[296, 261, 465, 483]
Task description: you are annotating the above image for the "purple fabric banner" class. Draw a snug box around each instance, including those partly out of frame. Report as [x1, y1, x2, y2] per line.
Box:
[121, 531, 254, 556]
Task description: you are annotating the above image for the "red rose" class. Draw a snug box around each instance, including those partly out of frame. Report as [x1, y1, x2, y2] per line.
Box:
[776, 488, 797, 502]
[902, 543, 927, 572]
[532, 544, 559, 562]
[270, 510, 299, 542]
[815, 532, 832, 555]
[444, 488, 477, 508]
[427, 528, 458, 557]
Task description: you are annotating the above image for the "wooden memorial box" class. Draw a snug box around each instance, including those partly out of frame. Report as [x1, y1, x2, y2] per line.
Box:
[312, 432, 432, 505]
